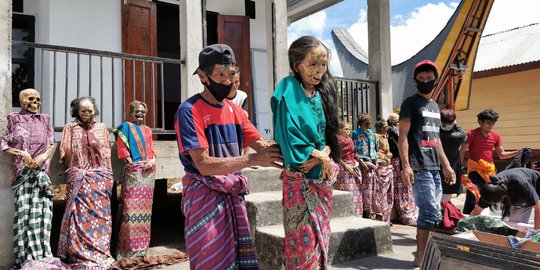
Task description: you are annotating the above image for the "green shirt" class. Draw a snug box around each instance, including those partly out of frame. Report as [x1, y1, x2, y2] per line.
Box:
[271, 76, 326, 179]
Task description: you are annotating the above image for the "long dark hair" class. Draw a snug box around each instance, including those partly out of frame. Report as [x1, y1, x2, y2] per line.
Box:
[481, 176, 510, 218]
[288, 36, 341, 162]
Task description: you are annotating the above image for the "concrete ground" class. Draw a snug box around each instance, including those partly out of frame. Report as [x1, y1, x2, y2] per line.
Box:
[152, 193, 468, 270]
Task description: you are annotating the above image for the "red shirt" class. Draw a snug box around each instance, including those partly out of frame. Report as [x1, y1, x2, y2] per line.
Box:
[338, 134, 355, 163]
[465, 128, 502, 163]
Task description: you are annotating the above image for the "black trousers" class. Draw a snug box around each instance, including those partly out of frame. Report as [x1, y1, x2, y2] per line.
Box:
[462, 171, 486, 214]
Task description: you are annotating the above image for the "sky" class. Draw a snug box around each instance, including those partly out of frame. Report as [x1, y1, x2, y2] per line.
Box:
[287, 0, 540, 76]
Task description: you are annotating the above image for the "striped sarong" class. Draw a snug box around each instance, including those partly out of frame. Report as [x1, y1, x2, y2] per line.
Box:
[12, 167, 54, 266]
[182, 172, 258, 270]
[57, 167, 115, 269]
[361, 166, 376, 217]
[116, 162, 156, 258]
[281, 162, 339, 270]
[391, 158, 418, 225]
[373, 165, 394, 222]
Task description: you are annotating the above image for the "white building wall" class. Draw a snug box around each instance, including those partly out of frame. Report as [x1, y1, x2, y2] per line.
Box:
[206, 0, 273, 139]
[20, 0, 123, 128]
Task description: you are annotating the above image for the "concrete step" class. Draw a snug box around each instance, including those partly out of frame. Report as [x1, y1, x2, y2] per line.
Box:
[241, 167, 283, 193]
[246, 190, 355, 228]
[254, 216, 393, 269]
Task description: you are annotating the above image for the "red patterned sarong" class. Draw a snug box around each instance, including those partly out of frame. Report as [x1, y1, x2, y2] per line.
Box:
[391, 158, 418, 225]
[57, 167, 115, 269]
[281, 162, 339, 270]
[333, 161, 363, 215]
[373, 165, 394, 222]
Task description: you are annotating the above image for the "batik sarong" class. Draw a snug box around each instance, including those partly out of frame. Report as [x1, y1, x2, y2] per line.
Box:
[57, 167, 115, 269]
[373, 165, 394, 222]
[391, 158, 418, 225]
[361, 167, 376, 217]
[182, 172, 258, 270]
[333, 162, 363, 215]
[281, 163, 338, 270]
[116, 162, 156, 258]
[12, 167, 54, 267]
[20, 257, 70, 270]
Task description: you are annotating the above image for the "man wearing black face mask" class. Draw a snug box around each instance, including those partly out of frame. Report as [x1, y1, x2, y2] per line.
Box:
[398, 60, 456, 267]
[174, 44, 284, 269]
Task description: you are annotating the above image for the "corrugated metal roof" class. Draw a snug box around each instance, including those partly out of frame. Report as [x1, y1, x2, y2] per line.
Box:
[474, 22, 540, 72]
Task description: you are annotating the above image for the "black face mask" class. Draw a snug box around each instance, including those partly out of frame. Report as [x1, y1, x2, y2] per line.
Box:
[415, 79, 436, 94]
[206, 76, 233, 102]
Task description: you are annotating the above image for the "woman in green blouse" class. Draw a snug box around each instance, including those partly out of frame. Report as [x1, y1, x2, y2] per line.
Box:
[271, 36, 341, 269]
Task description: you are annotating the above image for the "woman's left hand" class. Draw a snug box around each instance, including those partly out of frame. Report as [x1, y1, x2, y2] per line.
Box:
[300, 157, 320, 173]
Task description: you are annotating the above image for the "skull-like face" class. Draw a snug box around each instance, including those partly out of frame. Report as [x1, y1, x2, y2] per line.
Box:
[129, 104, 147, 125]
[19, 89, 41, 113]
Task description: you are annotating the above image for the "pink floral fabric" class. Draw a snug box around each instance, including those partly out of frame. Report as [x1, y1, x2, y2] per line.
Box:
[334, 161, 363, 216]
[373, 165, 394, 222]
[391, 158, 418, 225]
[281, 162, 339, 270]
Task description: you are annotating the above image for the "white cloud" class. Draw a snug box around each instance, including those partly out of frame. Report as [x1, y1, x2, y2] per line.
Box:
[347, 2, 458, 65]
[483, 0, 540, 35]
[288, 0, 540, 76]
[288, 10, 328, 43]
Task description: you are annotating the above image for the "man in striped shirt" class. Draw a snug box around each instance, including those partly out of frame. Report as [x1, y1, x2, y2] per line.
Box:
[174, 44, 282, 270]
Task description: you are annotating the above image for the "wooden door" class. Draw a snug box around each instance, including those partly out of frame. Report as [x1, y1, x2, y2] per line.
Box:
[217, 15, 253, 119]
[121, 0, 157, 127]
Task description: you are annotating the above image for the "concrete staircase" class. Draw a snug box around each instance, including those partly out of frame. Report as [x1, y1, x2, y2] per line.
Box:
[242, 167, 393, 269]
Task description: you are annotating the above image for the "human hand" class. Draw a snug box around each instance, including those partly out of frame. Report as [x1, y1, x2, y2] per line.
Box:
[145, 158, 156, 169]
[251, 144, 284, 168]
[300, 157, 321, 173]
[320, 155, 333, 181]
[308, 149, 333, 180]
[345, 164, 358, 177]
[19, 150, 33, 167]
[442, 165, 456, 185]
[30, 152, 49, 169]
[365, 161, 377, 170]
[402, 166, 414, 187]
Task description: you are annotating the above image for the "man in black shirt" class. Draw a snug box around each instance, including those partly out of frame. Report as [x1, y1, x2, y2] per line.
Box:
[470, 167, 540, 230]
[398, 59, 455, 267]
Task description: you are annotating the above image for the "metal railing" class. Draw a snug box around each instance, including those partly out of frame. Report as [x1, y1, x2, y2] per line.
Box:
[334, 77, 379, 129]
[12, 40, 183, 133]
[11, 41, 380, 133]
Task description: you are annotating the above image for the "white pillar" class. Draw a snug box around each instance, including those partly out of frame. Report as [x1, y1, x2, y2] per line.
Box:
[367, 0, 393, 118]
[0, 0, 15, 267]
[180, 0, 204, 101]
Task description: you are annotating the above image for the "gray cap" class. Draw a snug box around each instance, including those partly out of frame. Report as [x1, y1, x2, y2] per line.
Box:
[193, 44, 236, 74]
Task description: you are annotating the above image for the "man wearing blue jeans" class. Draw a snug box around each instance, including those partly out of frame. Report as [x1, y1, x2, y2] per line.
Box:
[398, 60, 456, 267]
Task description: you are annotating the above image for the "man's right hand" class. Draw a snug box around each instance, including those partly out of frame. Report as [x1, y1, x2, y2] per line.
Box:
[402, 165, 414, 187]
[250, 144, 283, 169]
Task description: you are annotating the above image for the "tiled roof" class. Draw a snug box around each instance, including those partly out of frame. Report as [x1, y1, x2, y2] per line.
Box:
[474, 22, 540, 71]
